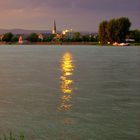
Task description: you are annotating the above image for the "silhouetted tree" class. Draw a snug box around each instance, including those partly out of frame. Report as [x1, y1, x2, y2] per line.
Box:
[107, 19, 118, 43]
[44, 34, 55, 42]
[11, 35, 19, 42]
[98, 17, 131, 44]
[128, 30, 140, 42]
[73, 32, 82, 42]
[28, 33, 38, 42]
[99, 21, 108, 44]
[116, 17, 131, 42]
[82, 35, 90, 42]
[2, 32, 13, 42]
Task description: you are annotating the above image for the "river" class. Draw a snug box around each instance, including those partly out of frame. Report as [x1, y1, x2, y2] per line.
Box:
[0, 45, 140, 140]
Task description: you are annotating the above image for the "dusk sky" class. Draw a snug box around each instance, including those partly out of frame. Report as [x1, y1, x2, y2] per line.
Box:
[0, 0, 140, 31]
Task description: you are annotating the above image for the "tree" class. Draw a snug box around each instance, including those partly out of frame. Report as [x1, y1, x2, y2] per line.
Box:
[73, 32, 82, 42]
[98, 17, 131, 44]
[28, 33, 38, 42]
[82, 35, 90, 42]
[11, 35, 19, 42]
[44, 34, 55, 42]
[128, 30, 140, 43]
[99, 21, 108, 44]
[2, 32, 13, 42]
[116, 17, 131, 42]
[107, 19, 118, 43]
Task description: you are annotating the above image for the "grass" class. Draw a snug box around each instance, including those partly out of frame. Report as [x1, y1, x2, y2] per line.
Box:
[130, 43, 140, 46]
[0, 132, 25, 140]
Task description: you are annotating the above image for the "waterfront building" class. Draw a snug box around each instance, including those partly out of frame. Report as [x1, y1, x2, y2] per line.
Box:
[62, 29, 74, 39]
[18, 35, 23, 44]
[38, 34, 44, 41]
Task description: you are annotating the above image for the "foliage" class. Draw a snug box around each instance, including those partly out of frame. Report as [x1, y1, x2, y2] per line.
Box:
[128, 30, 140, 42]
[11, 35, 19, 42]
[98, 20, 108, 44]
[98, 17, 131, 44]
[0, 132, 25, 140]
[107, 19, 118, 43]
[2, 32, 14, 42]
[115, 17, 131, 42]
[73, 32, 82, 42]
[82, 35, 90, 42]
[27, 33, 38, 42]
[44, 34, 55, 42]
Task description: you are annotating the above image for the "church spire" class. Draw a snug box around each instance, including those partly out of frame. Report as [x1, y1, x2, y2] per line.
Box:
[52, 20, 57, 34]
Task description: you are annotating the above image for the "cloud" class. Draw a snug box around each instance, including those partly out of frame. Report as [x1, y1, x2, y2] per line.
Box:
[1, 0, 139, 11]
[0, 0, 139, 31]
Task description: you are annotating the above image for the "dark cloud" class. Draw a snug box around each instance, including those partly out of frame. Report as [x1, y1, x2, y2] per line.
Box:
[76, 0, 140, 12]
[2, 0, 139, 11]
[30, 0, 140, 12]
[0, 0, 139, 31]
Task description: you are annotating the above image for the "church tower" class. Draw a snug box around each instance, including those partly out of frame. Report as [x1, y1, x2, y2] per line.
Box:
[52, 20, 57, 34]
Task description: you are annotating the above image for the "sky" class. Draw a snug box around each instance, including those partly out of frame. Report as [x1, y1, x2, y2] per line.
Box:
[0, 0, 139, 31]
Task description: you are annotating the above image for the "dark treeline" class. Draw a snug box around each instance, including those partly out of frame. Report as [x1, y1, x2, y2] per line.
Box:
[99, 17, 131, 44]
[0, 17, 140, 44]
[98, 17, 140, 44]
[0, 32, 98, 43]
[127, 30, 140, 43]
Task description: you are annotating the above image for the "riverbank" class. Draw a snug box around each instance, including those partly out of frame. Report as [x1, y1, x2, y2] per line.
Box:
[0, 41, 140, 46]
[0, 42, 98, 45]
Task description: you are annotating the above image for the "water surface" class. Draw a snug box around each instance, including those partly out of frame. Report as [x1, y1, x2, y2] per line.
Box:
[0, 45, 140, 140]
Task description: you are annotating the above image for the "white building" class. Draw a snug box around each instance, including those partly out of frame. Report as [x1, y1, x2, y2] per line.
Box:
[62, 29, 74, 39]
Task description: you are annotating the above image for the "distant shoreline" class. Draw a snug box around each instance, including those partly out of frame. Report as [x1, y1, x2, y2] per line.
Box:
[0, 42, 98, 45]
[0, 42, 140, 46]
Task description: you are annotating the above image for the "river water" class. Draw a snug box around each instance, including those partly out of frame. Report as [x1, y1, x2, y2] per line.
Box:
[0, 45, 140, 140]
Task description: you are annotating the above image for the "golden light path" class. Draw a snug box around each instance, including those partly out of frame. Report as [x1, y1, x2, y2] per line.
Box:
[59, 52, 75, 111]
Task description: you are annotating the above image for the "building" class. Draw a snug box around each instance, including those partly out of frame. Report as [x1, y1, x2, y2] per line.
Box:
[52, 20, 57, 34]
[38, 34, 44, 41]
[62, 29, 74, 39]
[18, 35, 24, 44]
[125, 38, 135, 43]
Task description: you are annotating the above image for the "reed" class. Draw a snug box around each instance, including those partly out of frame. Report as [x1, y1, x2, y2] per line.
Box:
[0, 132, 25, 140]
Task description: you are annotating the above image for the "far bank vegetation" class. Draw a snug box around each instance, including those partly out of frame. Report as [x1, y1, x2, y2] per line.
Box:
[98, 17, 140, 45]
[0, 17, 140, 45]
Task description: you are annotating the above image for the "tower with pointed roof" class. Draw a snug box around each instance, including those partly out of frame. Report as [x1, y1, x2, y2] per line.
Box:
[52, 20, 57, 34]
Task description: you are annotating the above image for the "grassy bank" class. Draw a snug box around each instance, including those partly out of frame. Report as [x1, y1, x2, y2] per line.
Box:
[0, 41, 140, 46]
[0, 41, 99, 45]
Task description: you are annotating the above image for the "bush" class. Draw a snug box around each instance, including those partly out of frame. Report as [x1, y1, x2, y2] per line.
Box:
[27, 33, 38, 42]
[2, 32, 14, 42]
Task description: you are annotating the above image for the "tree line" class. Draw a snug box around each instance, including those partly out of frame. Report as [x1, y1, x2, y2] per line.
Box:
[99, 17, 140, 44]
[0, 32, 98, 43]
[99, 17, 132, 44]
[0, 17, 140, 44]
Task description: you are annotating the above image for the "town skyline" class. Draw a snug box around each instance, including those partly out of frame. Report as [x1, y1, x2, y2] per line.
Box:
[0, 0, 140, 31]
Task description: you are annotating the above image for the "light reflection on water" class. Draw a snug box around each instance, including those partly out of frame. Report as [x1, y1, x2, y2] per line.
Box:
[59, 52, 75, 111]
